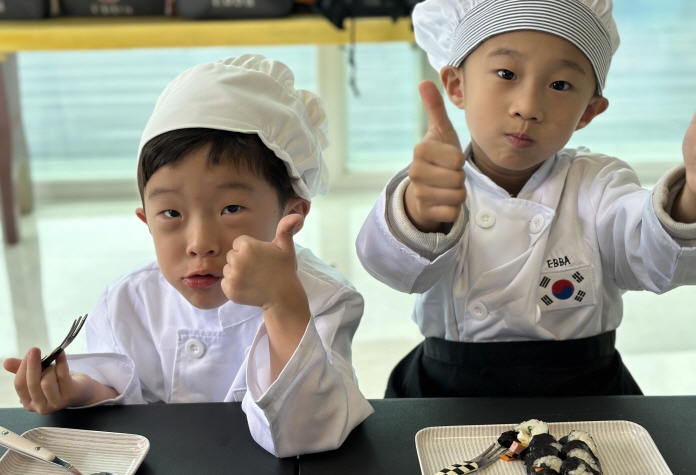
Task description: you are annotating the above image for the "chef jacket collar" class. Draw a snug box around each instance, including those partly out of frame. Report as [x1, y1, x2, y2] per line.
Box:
[464, 143, 558, 200]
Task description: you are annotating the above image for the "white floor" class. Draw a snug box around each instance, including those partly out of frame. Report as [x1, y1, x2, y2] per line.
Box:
[1, 189, 696, 408]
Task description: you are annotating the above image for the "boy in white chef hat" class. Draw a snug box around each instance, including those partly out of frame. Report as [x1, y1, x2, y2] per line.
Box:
[4, 54, 373, 457]
[357, 0, 696, 397]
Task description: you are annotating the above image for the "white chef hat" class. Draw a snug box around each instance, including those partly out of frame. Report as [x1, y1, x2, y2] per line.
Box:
[412, 0, 620, 94]
[138, 54, 329, 201]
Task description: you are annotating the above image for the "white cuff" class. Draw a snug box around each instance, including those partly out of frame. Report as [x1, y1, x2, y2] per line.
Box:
[66, 353, 143, 407]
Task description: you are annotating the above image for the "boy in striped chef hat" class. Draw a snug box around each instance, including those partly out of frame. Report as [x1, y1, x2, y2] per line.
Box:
[357, 0, 696, 397]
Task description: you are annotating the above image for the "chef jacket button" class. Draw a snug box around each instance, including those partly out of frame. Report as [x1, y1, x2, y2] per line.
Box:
[530, 214, 545, 234]
[476, 210, 496, 229]
[185, 339, 206, 358]
[469, 302, 488, 320]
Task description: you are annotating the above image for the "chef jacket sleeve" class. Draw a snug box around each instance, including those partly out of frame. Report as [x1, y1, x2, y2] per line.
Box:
[652, 164, 696, 243]
[66, 290, 151, 407]
[356, 167, 465, 294]
[241, 268, 373, 458]
[591, 158, 696, 293]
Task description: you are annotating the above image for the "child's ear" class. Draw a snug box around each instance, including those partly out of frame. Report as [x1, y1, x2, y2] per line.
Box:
[576, 95, 609, 131]
[136, 207, 148, 225]
[440, 66, 466, 110]
[283, 197, 310, 233]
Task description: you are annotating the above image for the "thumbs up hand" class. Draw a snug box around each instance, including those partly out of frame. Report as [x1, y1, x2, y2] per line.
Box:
[222, 213, 305, 310]
[404, 81, 467, 233]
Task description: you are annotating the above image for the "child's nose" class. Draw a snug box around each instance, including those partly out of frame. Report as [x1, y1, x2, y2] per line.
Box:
[510, 87, 544, 122]
[186, 223, 220, 257]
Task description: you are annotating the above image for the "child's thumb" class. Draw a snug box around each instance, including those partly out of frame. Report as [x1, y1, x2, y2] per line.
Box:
[419, 80, 461, 149]
[273, 213, 303, 250]
[3, 358, 21, 374]
[683, 112, 696, 160]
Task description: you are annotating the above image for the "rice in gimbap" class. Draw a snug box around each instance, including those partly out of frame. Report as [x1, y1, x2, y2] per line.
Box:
[564, 430, 599, 455]
[515, 419, 549, 446]
[527, 455, 563, 474]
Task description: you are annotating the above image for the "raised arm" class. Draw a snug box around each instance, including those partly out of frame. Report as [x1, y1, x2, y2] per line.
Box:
[222, 213, 310, 382]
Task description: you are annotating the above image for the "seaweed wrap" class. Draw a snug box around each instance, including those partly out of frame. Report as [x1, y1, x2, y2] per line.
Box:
[529, 433, 563, 452]
[560, 440, 596, 459]
[524, 443, 561, 466]
[561, 440, 602, 473]
[560, 456, 601, 475]
[497, 429, 519, 448]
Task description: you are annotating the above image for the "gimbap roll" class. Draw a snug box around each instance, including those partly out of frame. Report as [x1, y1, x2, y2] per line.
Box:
[564, 430, 599, 455]
[561, 439, 602, 473]
[515, 419, 549, 446]
[560, 440, 597, 459]
[560, 456, 601, 475]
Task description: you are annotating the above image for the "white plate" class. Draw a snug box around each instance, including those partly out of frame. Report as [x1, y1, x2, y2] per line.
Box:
[0, 427, 150, 475]
[416, 420, 672, 475]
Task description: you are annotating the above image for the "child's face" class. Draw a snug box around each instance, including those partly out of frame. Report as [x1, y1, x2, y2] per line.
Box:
[136, 146, 306, 310]
[444, 30, 608, 177]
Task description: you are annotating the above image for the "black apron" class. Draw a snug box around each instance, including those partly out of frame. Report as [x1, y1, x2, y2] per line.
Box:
[385, 330, 642, 398]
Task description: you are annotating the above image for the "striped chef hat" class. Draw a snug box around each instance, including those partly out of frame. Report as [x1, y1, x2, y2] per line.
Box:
[139, 54, 329, 201]
[412, 0, 620, 94]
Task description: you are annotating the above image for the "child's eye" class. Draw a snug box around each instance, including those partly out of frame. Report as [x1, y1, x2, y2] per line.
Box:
[223, 205, 242, 214]
[162, 209, 181, 218]
[550, 81, 571, 91]
[497, 69, 517, 81]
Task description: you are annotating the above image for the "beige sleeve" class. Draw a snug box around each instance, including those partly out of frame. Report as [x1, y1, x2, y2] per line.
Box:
[652, 164, 696, 241]
[385, 175, 467, 261]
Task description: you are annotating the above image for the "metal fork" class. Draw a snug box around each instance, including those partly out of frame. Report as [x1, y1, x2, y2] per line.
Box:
[434, 442, 509, 474]
[40, 314, 88, 372]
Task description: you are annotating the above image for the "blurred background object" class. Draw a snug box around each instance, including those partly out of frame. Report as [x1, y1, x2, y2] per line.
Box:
[314, 0, 421, 28]
[0, 0, 57, 19]
[176, 0, 294, 20]
[59, 0, 168, 17]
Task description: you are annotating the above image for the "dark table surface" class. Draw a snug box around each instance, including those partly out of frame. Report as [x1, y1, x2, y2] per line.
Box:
[0, 402, 296, 474]
[0, 396, 693, 474]
[303, 396, 693, 474]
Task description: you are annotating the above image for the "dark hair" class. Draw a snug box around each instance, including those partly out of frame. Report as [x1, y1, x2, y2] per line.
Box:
[138, 128, 297, 207]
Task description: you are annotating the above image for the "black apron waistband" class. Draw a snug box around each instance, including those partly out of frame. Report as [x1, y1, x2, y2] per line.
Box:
[385, 330, 643, 397]
[423, 330, 617, 367]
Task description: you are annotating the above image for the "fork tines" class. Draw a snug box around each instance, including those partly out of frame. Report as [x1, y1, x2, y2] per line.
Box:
[40, 314, 88, 372]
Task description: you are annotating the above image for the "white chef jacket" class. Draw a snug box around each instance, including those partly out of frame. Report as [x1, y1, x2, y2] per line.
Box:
[68, 244, 374, 458]
[357, 146, 696, 343]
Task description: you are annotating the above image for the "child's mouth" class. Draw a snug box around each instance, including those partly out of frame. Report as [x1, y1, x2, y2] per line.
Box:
[506, 133, 534, 148]
[183, 274, 221, 290]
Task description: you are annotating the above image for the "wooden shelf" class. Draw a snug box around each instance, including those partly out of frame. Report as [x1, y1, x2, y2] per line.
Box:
[0, 15, 414, 51]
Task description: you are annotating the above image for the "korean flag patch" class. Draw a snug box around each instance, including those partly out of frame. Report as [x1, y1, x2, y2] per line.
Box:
[537, 264, 596, 311]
